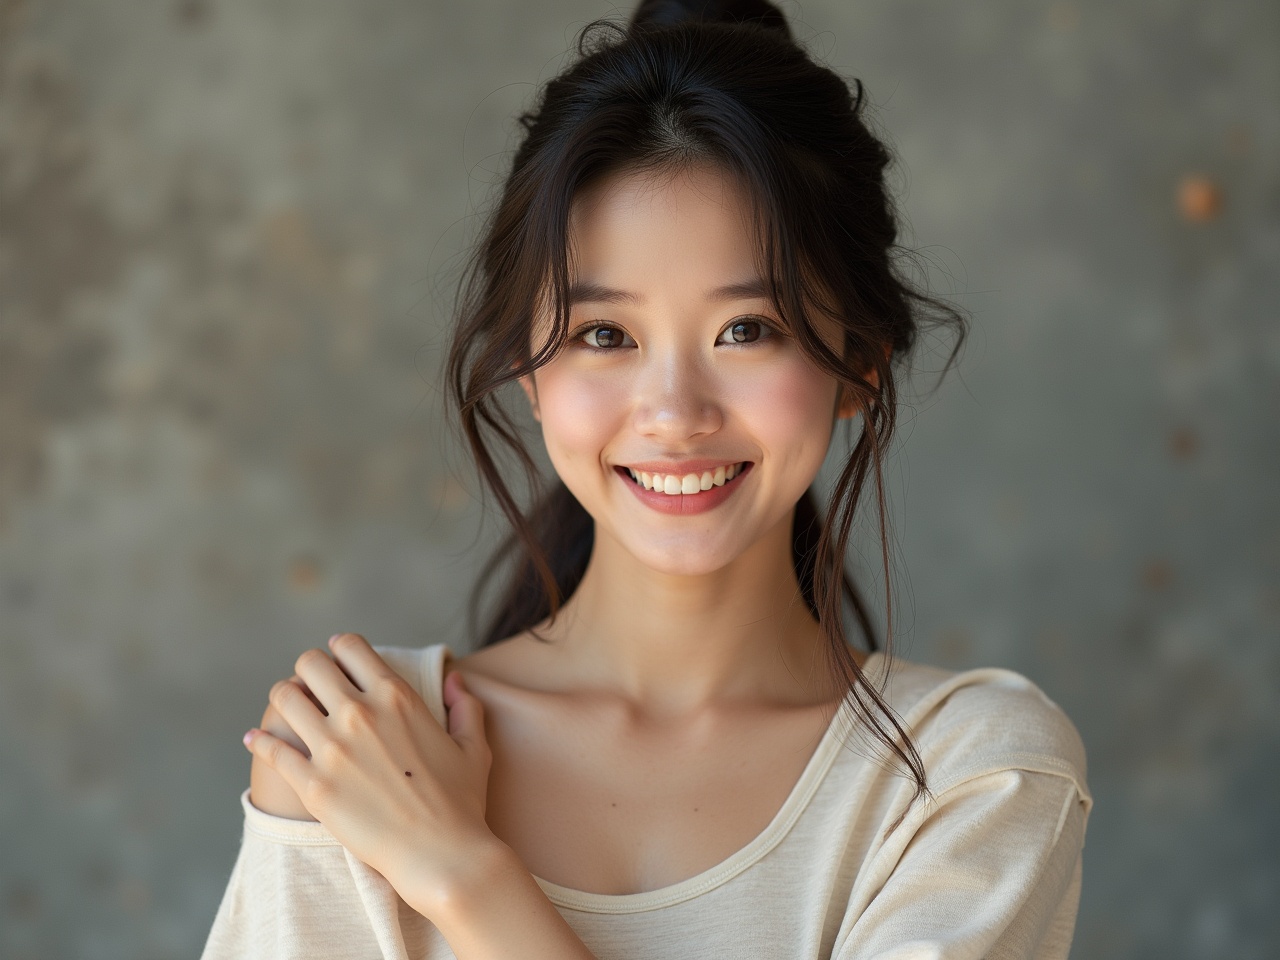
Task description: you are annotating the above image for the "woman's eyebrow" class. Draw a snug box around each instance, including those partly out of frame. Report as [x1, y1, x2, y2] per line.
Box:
[567, 277, 768, 306]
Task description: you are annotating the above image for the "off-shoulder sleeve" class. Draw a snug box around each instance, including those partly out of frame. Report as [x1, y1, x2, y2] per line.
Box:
[831, 767, 1089, 960]
[199, 643, 453, 960]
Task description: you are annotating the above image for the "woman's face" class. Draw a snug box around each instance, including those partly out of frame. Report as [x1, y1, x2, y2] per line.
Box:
[523, 163, 855, 577]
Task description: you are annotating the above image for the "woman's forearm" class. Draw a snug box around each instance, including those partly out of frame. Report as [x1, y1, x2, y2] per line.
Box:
[410, 838, 599, 960]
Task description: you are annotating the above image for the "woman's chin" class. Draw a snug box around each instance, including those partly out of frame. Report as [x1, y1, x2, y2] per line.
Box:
[619, 537, 751, 579]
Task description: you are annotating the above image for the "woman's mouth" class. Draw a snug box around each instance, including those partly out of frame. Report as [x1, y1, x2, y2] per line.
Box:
[617, 462, 750, 495]
[613, 461, 752, 515]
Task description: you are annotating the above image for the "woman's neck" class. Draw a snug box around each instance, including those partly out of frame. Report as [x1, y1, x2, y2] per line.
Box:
[525, 513, 851, 718]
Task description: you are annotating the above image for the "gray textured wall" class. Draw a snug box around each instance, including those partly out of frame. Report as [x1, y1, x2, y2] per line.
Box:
[1, 1, 1276, 957]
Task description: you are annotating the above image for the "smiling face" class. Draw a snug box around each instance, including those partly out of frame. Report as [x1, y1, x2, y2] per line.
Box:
[522, 162, 856, 578]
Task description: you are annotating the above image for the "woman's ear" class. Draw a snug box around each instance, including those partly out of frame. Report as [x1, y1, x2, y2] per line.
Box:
[835, 384, 862, 420]
[835, 344, 891, 420]
[518, 373, 541, 423]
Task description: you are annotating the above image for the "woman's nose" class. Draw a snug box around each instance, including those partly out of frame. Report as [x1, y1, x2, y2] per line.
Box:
[631, 350, 723, 441]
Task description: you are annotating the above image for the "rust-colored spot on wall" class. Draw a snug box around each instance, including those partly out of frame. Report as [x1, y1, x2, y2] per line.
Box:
[1141, 559, 1173, 591]
[1177, 175, 1223, 223]
[289, 556, 323, 591]
[1169, 426, 1199, 460]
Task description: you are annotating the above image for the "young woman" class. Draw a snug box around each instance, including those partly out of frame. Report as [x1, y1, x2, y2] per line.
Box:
[202, 3, 1091, 958]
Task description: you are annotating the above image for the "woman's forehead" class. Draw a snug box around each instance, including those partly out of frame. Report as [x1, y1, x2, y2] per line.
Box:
[565, 164, 765, 293]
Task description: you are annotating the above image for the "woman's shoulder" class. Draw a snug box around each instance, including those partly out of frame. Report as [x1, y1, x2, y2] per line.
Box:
[865, 651, 1090, 804]
[373, 634, 568, 724]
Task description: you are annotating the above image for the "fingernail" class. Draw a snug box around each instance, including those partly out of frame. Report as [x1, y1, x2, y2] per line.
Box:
[243, 729, 256, 747]
[328, 634, 340, 646]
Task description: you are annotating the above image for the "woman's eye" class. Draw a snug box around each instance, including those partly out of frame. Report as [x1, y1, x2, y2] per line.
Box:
[717, 317, 773, 345]
[579, 325, 631, 349]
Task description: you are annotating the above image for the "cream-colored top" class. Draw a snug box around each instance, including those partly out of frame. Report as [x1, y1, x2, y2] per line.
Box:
[201, 643, 1092, 960]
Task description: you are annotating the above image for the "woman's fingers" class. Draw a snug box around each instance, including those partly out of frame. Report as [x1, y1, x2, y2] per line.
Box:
[266, 676, 329, 748]
[243, 727, 311, 798]
[293, 646, 362, 712]
[326, 632, 401, 692]
[292, 676, 325, 714]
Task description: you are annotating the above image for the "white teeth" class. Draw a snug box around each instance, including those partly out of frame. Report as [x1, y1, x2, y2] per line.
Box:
[627, 462, 746, 494]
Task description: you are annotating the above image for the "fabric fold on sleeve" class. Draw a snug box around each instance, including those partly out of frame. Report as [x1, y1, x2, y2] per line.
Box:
[830, 768, 1089, 960]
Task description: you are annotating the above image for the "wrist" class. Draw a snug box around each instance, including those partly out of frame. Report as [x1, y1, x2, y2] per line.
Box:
[408, 837, 599, 959]
[409, 833, 521, 923]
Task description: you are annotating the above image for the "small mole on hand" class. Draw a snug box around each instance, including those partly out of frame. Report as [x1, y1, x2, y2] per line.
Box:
[405, 771, 412, 777]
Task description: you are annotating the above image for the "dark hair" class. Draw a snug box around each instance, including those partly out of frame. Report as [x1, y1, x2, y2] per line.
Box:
[446, 0, 965, 800]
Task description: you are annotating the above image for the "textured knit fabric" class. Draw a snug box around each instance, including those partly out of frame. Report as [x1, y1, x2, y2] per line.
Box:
[201, 643, 1092, 960]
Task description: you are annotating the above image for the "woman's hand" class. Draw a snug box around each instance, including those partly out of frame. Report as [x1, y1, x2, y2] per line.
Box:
[242, 632, 502, 915]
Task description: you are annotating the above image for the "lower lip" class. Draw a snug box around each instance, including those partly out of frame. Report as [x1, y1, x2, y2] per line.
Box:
[615, 464, 753, 515]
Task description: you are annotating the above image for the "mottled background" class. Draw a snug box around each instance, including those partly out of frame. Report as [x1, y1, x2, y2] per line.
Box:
[0, 0, 1276, 956]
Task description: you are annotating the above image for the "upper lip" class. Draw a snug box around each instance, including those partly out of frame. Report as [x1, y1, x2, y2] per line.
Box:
[616, 458, 750, 474]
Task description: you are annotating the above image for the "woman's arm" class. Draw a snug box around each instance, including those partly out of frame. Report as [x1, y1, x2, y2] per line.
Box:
[238, 636, 603, 960]
[417, 844, 599, 960]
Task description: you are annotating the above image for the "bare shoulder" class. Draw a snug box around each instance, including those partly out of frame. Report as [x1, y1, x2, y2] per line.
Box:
[450, 633, 547, 683]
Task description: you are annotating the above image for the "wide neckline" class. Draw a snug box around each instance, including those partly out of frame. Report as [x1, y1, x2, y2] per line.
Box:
[428, 642, 884, 914]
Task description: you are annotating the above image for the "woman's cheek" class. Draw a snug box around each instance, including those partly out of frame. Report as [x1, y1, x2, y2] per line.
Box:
[729, 357, 837, 472]
[536, 364, 630, 484]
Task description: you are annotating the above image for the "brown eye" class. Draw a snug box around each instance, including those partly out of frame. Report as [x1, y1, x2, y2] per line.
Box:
[583, 325, 629, 348]
[719, 318, 771, 345]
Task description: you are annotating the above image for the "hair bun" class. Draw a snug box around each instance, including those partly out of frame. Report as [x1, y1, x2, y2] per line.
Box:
[629, 0, 792, 39]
